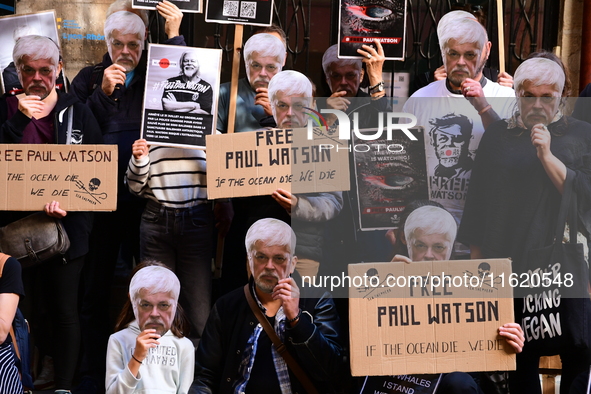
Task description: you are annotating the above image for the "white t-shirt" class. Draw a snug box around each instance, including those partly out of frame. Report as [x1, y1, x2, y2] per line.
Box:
[402, 79, 515, 254]
[106, 322, 195, 394]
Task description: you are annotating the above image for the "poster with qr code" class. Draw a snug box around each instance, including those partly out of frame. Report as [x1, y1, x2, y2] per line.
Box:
[338, 0, 407, 60]
[206, 0, 274, 26]
[133, 0, 202, 14]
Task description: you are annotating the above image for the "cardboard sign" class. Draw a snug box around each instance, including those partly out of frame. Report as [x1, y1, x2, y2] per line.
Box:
[206, 127, 350, 199]
[142, 44, 222, 149]
[349, 259, 515, 376]
[133, 0, 202, 13]
[0, 144, 117, 211]
[206, 0, 274, 26]
[353, 127, 428, 230]
[338, 0, 407, 60]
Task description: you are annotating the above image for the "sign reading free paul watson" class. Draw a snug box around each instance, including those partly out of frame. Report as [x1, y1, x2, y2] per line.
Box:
[349, 259, 515, 376]
[206, 127, 350, 199]
[0, 144, 117, 211]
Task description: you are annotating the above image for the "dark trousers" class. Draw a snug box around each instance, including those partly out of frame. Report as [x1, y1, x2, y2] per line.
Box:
[140, 200, 214, 345]
[22, 254, 85, 390]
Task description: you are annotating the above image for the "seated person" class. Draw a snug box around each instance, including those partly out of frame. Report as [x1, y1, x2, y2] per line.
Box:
[106, 265, 194, 393]
[193, 218, 344, 393]
[391, 205, 524, 393]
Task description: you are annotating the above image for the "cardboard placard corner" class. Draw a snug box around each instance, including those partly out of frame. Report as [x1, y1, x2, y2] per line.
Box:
[0, 144, 117, 211]
[349, 259, 515, 376]
[206, 127, 350, 199]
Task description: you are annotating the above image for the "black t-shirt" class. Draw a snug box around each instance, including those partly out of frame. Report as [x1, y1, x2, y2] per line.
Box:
[245, 316, 282, 394]
[0, 257, 25, 346]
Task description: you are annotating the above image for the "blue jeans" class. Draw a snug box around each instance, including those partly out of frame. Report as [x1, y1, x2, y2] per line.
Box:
[140, 200, 214, 344]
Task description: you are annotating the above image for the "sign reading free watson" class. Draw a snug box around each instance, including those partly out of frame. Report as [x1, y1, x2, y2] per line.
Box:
[0, 144, 118, 211]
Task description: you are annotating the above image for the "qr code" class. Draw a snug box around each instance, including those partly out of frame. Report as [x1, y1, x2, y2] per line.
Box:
[222, 0, 239, 17]
[240, 1, 257, 18]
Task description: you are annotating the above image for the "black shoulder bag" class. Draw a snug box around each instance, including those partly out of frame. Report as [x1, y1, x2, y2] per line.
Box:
[520, 169, 591, 356]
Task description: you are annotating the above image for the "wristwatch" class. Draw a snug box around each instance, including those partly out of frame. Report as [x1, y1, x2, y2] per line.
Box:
[369, 81, 384, 94]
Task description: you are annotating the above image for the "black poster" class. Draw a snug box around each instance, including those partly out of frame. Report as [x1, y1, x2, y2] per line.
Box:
[206, 0, 274, 26]
[353, 127, 428, 230]
[338, 0, 407, 60]
[360, 374, 442, 394]
[133, 0, 202, 14]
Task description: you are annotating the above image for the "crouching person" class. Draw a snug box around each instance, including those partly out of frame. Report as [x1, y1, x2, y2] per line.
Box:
[192, 218, 345, 393]
[106, 265, 194, 393]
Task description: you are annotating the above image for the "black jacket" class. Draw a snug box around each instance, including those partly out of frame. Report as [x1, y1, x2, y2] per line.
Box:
[0, 91, 103, 259]
[193, 280, 345, 393]
[69, 35, 186, 201]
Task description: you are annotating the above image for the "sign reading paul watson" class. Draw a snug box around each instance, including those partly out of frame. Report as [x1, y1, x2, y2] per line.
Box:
[206, 0, 274, 26]
[206, 127, 350, 199]
[0, 144, 117, 211]
[348, 259, 515, 376]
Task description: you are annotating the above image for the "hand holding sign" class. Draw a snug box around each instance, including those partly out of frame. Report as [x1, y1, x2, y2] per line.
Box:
[44, 200, 67, 218]
[132, 139, 150, 160]
[358, 39, 385, 86]
[156, 1, 183, 39]
[272, 188, 298, 213]
[498, 323, 524, 353]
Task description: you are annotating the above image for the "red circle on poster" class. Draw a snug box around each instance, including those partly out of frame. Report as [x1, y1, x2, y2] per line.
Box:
[159, 58, 170, 68]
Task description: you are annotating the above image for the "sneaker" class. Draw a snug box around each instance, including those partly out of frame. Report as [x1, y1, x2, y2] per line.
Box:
[33, 355, 55, 390]
[55, 391, 71, 394]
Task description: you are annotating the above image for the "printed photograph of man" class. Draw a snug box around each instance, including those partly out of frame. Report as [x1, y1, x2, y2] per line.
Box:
[161, 50, 213, 115]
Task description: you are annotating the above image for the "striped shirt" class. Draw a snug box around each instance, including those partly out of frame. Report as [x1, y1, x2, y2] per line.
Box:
[125, 145, 207, 208]
[0, 343, 22, 394]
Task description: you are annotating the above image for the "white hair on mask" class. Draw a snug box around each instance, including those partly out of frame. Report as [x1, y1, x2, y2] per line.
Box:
[106, 0, 149, 27]
[438, 16, 488, 54]
[268, 70, 312, 106]
[129, 266, 180, 318]
[513, 57, 565, 97]
[404, 206, 457, 259]
[243, 33, 286, 65]
[437, 10, 477, 40]
[321, 44, 362, 79]
[245, 218, 296, 274]
[13, 35, 60, 69]
[104, 11, 146, 52]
